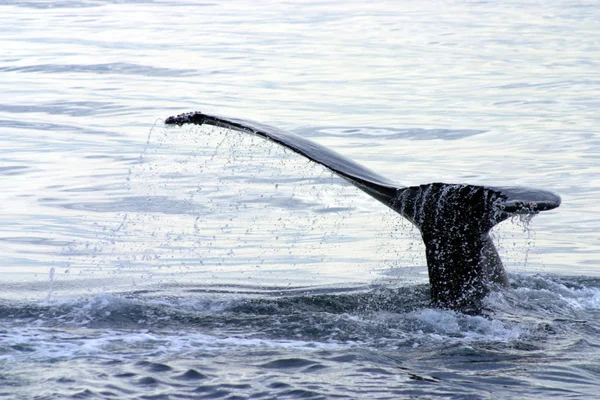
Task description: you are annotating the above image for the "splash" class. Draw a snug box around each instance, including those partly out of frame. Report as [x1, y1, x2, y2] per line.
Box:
[58, 124, 417, 298]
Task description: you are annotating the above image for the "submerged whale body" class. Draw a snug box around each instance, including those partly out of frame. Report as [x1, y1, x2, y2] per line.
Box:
[165, 111, 561, 313]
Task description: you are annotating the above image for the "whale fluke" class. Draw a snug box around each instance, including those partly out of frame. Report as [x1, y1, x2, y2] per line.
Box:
[165, 111, 561, 313]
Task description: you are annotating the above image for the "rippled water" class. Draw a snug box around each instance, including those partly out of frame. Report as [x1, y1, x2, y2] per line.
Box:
[1, 0, 600, 398]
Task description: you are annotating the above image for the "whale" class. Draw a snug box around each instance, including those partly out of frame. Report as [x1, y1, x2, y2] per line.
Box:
[165, 111, 561, 313]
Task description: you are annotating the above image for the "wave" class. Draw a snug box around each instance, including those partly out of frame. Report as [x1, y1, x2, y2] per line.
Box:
[2, 273, 599, 362]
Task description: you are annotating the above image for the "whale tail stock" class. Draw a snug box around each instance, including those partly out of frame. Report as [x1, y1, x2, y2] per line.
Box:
[165, 111, 561, 313]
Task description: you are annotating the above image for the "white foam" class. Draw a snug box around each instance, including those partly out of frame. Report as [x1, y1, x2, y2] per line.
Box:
[508, 274, 600, 311]
[408, 308, 522, 343]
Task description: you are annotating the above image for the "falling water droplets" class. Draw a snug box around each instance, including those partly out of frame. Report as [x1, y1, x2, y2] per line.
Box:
[58, 123, 424, 296]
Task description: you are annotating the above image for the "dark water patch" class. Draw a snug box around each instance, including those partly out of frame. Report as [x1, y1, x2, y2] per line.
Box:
[173, 369, 208, 381]
[0, 165, 30, 176]
[0, 119, 119, 137]
[215, 175, 329, 185]
[114, 372, 137, 378]
[50, 195, 204, 214]
[84, 154, 139, 162]
[140, 394, 171, 400]
[495, 79, 600, 90]
[9, 343, 35, 352]
[408, 373, 439, 382]
[296, 127, 486, 141]
[303, 364, 328, 373]
[314, 206, 353, 214]
[192, 384, 231, 396]
[98, 391, 118, 398]
[222, 383, 253, 390]
[268, 381, 291, 389]
[0, 101, 123, 118]
[242, 194, 323, 210]
[0, 62, 198, 77]
[59, 183, 125, 193]
[6, 0, 211, 9]
[493, 99, 560, 106]
[0, 236, 71, 247]
[136, 361, 173, 373]
[71, 389, 97, 398]
[259, 358, 318, 369]
[136, 376, 161, 386]
[279, 388, 324, 399]
[231, 285, 430, 315]
[102, 359, 123, 366]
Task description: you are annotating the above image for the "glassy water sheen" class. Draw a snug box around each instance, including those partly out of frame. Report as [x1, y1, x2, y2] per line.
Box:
[1, 1, 599, 398]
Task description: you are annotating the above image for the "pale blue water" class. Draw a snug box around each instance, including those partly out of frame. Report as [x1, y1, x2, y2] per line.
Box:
[1, 1, 600, 398]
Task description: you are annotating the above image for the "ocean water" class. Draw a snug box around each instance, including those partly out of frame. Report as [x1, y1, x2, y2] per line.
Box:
[1, 0, 600, 398]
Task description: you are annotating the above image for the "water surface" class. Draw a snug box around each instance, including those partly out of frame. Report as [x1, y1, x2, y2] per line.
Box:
[1, 1, 599, 398]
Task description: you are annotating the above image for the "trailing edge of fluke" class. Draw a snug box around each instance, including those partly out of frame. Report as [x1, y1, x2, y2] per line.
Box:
[165, 111, 561, 314]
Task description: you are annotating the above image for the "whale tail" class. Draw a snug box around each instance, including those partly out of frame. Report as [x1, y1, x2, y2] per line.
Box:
[394, 184, 517, 312]
[165, 111, 561, 313]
